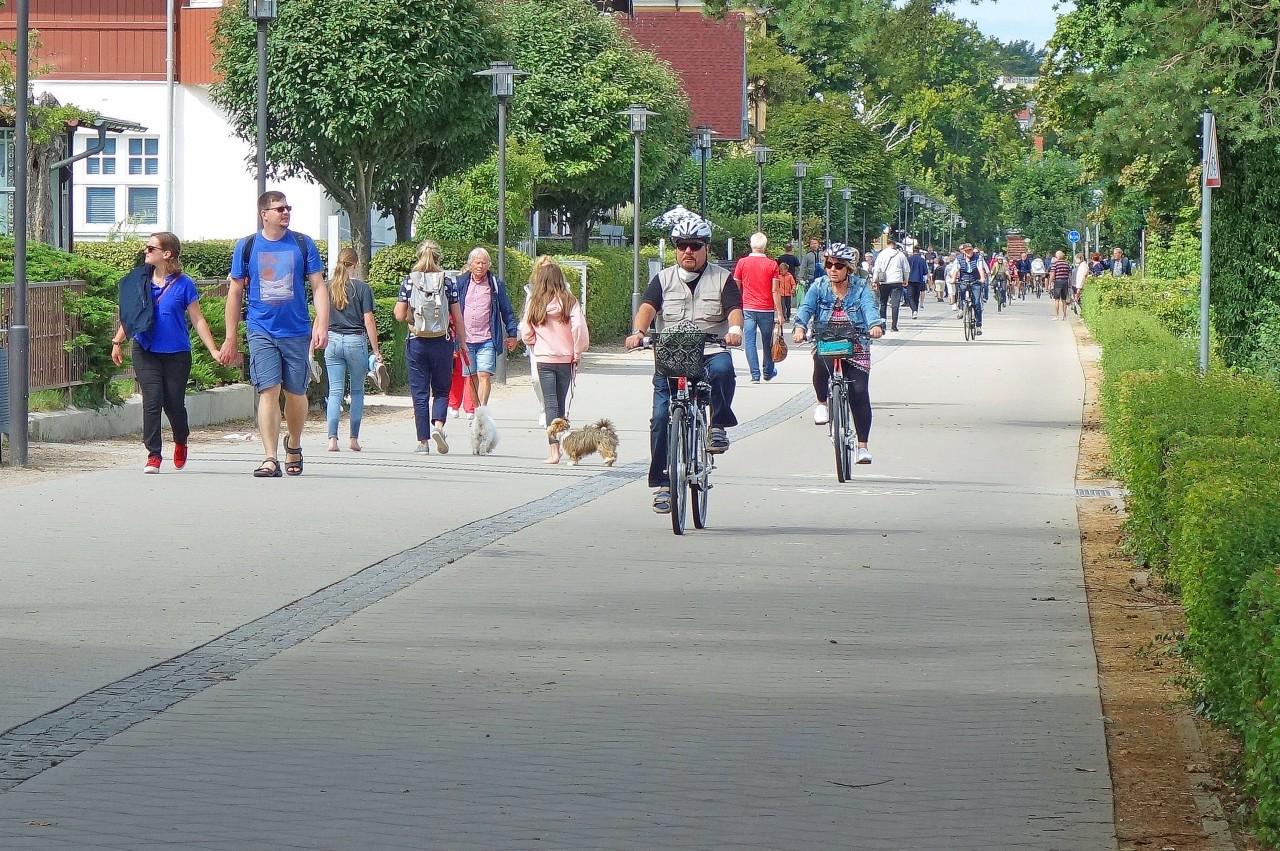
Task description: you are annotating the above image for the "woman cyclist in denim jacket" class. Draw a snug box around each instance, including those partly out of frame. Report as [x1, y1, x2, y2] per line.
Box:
[792, 242, 885, 464]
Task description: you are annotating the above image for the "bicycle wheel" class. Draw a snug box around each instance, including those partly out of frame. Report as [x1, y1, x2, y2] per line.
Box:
[965, 303, 975, 341]
[691, 402, 710, 529]
[830, 379, 850, 482]
[997, 285, 1005, 312]
[668, 405, 689, 535]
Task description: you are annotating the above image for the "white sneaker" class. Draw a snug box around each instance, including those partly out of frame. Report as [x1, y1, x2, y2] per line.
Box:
[855, 447, 872, 464]
[449, 407, 460, 417]
[538, 412, 547, 428]
[950, 303, 958, 311]
[431, 426, 449, 454]
[813, 403, 829, 425]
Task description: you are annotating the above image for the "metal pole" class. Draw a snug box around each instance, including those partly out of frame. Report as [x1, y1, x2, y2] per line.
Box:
[9, 0, 30, 465]
[796, 180, 803, 245]
[631, 131, 641, 319]
[861, 207, 865, 251]
[699, 149, 707, 220]
[1200, 111, 1211, 374]
[844, 197, 849, 244]
[165, 0, 175, 230]
[495, 96, 508, 384]
[255, 20, 267, 202]
[824, 190, 830, 246]
[755, 162, 763, 233]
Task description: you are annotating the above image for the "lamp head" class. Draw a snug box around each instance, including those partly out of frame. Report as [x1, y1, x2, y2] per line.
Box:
[246, 0, 278, 21]
[840, 187, 853, 201]
[753, 144, 770, 165]
[822, 174, 835, 191]
[474, 61, 527, 99]
[793, 161, 808, 179]
[618, 104, 658, 134]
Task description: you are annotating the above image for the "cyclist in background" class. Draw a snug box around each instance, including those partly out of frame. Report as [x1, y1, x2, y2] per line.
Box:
[1029, 253, 1047, 294]
[626, 217, 742, 514]
[955, 243, 988, 336]
[792, 242, 884, 462]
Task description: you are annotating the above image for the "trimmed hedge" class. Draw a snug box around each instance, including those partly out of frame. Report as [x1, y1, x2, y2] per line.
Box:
[1084, 272, 1280, 843]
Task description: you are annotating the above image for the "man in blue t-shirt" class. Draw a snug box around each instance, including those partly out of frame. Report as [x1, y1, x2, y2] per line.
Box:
[218, 191, 328, 477]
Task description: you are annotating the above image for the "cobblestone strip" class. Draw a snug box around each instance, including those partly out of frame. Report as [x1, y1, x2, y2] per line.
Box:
[0, 390, 811, 793]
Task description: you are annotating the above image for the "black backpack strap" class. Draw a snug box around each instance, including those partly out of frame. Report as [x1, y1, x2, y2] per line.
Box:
[239, 233, 255, 277]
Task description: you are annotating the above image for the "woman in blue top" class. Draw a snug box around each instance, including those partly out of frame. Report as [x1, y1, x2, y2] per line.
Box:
[111, 232, 220, 473]
[792, 242, 885, 464]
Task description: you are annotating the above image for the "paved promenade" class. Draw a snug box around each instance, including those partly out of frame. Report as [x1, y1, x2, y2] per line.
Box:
[0, 302, 1114, 849]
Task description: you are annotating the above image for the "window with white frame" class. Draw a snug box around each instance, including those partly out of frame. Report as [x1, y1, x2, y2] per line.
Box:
[85, 138, 116, 175]
[128, 138, 159, 176]
[86, 187, 116, 224]
[128, 187, 158, 224]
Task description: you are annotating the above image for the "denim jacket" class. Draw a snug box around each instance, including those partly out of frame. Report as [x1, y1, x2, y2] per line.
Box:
[793, 275, 884, 334]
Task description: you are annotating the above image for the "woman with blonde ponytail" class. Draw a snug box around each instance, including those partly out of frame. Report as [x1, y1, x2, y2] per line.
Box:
[324, 247, 382, 452]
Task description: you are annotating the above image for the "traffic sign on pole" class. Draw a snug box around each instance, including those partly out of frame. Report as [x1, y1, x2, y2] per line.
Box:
[1067, 230, 1080, 243]
[1205, 113, 1222, 189]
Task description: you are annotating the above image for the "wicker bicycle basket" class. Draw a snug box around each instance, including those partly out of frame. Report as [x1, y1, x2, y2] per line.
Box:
[655, 320, 708, 381]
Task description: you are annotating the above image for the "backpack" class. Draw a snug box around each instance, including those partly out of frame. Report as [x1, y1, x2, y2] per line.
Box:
[408, 271, 450, 337]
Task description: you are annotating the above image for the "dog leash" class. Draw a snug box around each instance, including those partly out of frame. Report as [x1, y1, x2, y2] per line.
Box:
[458, 344, 483, 407]
[564, 362, 577, 420]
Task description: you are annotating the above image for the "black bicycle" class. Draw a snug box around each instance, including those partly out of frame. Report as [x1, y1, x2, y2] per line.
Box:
[650, 323, 722, 534]
[813, 322, 870, 482]
[958, 285, 977, 341]
[993, 276, 1008, 312]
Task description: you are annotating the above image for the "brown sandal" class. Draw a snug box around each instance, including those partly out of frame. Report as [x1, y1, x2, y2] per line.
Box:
[284, 441, 303, 476]
[253, 458, 282, 478]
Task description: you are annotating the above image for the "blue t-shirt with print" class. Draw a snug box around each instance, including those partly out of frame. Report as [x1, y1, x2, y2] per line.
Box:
[231, 229, 324, 338]
[134, 273, 198, 354]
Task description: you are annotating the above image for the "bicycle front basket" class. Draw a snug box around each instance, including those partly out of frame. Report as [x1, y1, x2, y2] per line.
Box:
[655, 320, 708, 380]
[814, 319, 861, 358]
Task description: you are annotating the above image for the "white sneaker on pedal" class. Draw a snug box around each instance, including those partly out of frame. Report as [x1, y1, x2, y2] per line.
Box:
[855, 447, 872, 464]
[813, 403, 829, 425]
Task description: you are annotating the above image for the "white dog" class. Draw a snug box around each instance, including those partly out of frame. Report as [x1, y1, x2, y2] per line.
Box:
[470, 405, 500, 455]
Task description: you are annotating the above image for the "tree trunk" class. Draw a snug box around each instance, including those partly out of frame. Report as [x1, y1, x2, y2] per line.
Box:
[392, 183, 420, 244]
[28, 138, 59, 247]
[569, 214, 592, 252]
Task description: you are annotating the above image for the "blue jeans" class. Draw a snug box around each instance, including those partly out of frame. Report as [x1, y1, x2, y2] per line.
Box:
[962, 282, 984, 327]
[742, 310, 777, 381]
[648, 351, 737, 488]
[324, 332, 369, 439]
[407, 335, 454, 440]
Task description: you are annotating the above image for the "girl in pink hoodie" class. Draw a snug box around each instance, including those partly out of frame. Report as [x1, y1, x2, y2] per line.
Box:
[519, 256, 590, 463]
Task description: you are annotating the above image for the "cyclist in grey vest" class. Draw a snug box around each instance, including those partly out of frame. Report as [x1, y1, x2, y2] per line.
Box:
[626, 217, 743, 515]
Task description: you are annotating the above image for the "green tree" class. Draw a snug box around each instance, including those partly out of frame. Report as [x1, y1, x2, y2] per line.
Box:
[210, 0, 501, 266]
[1000, 151, 1089, 255]
[414, 138, 549, 244]
[499, 0, 692, 251]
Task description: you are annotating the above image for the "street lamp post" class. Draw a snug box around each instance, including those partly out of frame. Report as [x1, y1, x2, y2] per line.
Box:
[694, 125, 716, 219]
[245, 0, 278, 203]
[8, 0, 30, 465]
[793, 161, 807, 244]
[753, 144, 769, 233]
[821, 174, 834, 246]
[620, 105, 658, 318]
[476, 61, 527, 384]
[840, 187, 852, 245]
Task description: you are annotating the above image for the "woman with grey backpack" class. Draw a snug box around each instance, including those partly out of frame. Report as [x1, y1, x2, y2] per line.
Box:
[393, 239, 465, 454]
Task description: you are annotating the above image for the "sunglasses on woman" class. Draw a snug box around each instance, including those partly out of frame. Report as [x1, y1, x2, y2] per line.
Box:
[824, 260, 848, 271]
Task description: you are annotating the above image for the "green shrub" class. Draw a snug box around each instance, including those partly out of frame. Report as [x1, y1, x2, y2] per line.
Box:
[1093, 273, 1199, 338]
[1240, 566, 1280, 844]
[73, 239, 145, 276]
[190, 296, 247, 390]
[1171, 474, 1280, 728]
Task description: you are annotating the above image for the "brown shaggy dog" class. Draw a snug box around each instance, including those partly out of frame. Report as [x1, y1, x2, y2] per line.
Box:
[547, 418, 618, 466]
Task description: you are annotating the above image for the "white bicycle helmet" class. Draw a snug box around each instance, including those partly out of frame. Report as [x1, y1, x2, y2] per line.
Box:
[825, 242, 857, 264]
[670, 216, 712, 242]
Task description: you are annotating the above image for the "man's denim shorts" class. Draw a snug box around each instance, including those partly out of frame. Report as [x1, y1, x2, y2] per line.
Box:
[462, 340, 497, 376]
[248, 330, 311, 395]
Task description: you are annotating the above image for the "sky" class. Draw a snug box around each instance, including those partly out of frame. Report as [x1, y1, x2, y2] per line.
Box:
[952, 0, 1074, 50]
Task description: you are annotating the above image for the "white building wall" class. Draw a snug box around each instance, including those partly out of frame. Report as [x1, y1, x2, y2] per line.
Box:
[36, 80, 334, 243]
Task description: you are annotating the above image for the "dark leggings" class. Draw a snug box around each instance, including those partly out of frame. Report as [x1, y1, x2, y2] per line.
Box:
[538, 362, 574, 443]
[132, 344, 191, 459]
[812, 353, 872, 442]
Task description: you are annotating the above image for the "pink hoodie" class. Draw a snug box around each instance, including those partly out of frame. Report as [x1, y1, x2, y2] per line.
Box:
[519, 299, 589, 364]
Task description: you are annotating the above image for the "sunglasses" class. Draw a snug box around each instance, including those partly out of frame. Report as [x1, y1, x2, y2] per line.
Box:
[143, 245, 162, 253]
[267, 205, 293, 213]
[823, 260, 848, 271]
[675, 240, 707, 251]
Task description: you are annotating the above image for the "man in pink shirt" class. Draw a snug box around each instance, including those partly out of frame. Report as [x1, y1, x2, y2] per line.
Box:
[732, 232, 784, 383]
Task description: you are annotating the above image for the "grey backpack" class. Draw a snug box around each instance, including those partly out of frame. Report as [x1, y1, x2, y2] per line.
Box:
[408, 271, 449, 337]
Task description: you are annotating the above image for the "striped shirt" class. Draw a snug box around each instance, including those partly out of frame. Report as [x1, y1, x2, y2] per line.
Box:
[1050, 258, 1072, 282]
